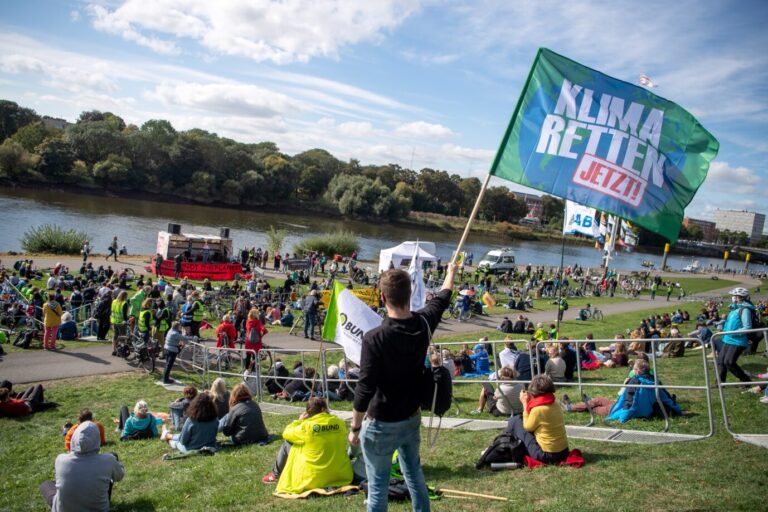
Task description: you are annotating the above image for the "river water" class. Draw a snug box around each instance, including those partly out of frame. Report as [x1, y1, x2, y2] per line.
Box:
[0, 186, 731, 271]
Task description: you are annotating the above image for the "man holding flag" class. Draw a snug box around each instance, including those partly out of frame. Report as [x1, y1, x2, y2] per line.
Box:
[348, 262, 457, 512]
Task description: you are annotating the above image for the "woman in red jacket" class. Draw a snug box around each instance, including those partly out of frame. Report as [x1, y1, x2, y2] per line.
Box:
[216, 314, 237, 349]
[244, 308, 268, 370]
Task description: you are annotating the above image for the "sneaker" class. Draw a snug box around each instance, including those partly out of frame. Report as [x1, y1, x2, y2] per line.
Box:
[757, 373, 768, 380]
[262, 471, 278, 484]
[470, 408, 482, 415]
[561, 394, 571, 405]
[760, 396, 768, 404]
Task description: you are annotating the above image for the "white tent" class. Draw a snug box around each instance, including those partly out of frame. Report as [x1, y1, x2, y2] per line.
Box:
[378, 241, 437, 272]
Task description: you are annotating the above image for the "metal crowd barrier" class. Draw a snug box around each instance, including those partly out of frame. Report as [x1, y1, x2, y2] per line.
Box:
[710, 327, 768, 449]
[535, 338, 715, 443]
[430, 337, 715, 444]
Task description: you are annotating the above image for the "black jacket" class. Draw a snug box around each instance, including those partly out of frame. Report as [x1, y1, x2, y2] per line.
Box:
[221, 400, 269, 445]
[353, 289, 450, 422]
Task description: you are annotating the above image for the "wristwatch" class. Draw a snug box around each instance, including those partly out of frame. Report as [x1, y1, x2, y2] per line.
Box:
[351, 425, 362, 433]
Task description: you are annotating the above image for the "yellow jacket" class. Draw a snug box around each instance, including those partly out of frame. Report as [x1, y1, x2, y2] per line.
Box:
[43, 301, 63, 328]
[276, 412, 353, 495]
[522, 403, 568, 453]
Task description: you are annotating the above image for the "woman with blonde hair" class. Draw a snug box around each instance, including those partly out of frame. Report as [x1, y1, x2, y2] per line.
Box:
[210, 378, 230, 419]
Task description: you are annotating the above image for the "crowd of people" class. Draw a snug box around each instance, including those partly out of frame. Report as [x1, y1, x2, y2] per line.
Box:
[2, 247, 768, 511]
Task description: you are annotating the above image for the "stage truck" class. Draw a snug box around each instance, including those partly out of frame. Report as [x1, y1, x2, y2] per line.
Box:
[149, 224, 244, 281]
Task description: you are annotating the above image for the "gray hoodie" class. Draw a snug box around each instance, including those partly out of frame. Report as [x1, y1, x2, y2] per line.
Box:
[53, 422, 125, 512]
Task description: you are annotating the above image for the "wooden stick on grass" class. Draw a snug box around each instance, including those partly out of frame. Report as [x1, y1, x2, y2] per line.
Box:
[439, 488, 509, 502]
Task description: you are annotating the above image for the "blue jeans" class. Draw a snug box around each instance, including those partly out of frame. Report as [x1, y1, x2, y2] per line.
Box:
[361, 414, 429, 512]
[304, 312, 316, 338]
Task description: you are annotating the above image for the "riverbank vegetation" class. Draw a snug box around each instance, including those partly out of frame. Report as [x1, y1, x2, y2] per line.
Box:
[0, 100, 535, 227]
[19, 224, 87, 255]
[293, 230, 360, 257]
[0, 100, 735, 250]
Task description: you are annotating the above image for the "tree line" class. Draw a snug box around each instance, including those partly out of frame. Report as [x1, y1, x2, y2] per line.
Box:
[0, 99, 535, 224]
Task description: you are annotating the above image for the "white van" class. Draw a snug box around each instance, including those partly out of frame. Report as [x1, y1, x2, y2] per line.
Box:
[477, 248, 516, 274]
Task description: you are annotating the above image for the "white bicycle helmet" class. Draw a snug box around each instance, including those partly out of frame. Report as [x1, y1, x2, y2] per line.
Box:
[729, 287, 750, 297]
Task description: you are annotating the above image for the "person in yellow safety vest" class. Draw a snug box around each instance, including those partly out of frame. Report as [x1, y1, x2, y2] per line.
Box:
[111, 291, 129, 357]
[533, 322, 547, 342]
[153, 299, 171, 359]
[189, 292, 206, 337]
[262, 397, 353, 494]
[137, 298, 154, 353]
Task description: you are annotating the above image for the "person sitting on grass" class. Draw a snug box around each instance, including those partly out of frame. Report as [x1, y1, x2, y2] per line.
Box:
[169, 385, 198, 430]
[57, 312, 78, 341]
[609, 359, 680, 422]
[273, 367, 317, 401]
[545, 344, 566, 382]
[210, 378, 230, 420]
[161, 392, 218, 453]
[507, 374, 569, 465]
[561, 359, 681, 421]
[220, 384, 269, 446]
[0, 384, 56, 417]
[471, 366, 523, 416]
[119, 400, 162, 441]
[261, 397, 353, 494]
[40, 422, 124, 512]
[470, 343, 491, 374]
[64, 408, 106, 452]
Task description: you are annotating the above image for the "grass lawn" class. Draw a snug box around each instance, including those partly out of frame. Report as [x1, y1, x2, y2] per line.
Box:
[2, 362, 767, 512]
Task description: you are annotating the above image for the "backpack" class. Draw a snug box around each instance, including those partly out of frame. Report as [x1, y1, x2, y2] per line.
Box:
[741, 307, 765, 347]
[235, 298, 248, 317]
[421, 365, 452, 417]
[417, 314, 453, 417]
[248, 325, 261, 345]
[475, 432, 526, 469]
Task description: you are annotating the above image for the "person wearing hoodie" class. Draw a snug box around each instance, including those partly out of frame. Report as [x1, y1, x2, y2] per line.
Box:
[40, 421, 125, 511]
[348, 263, 456, 512]
[717, 287, 755, 383]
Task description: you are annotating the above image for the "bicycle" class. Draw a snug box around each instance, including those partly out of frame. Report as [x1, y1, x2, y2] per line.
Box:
[176, 338, 206, 374]
[442, 302, 472, 321]
[117, 332, 157, 374]
[582, 305, 604, 321]
[212, 333, 242, 372]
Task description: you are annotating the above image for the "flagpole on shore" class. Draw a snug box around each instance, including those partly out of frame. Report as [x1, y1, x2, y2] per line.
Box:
[555, 202, 568, 334]
[453, 173, 492, 261]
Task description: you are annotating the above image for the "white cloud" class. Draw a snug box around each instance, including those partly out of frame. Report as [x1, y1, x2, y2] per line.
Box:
[0, 54, 119, 94]
[441, 143, 494, 162]
[396, 121, 454, 138]
[708, 161, 761, 193]
[86, 0, 420, 64]
[145, 82, 300, 118]
[338, 121, 374, 137]
[89, 4, 181, 55]
[70, 10, 81, 22]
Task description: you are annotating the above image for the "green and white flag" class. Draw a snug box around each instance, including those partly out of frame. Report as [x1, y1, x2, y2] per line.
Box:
[321, 281, 382, 365]
[490, 48, 719, 242]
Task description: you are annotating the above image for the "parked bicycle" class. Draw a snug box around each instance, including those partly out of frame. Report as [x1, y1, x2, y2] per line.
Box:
[116, 332, 158, 374]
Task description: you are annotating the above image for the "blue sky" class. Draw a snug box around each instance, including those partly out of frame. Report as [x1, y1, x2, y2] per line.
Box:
[1, 0, 766, 223]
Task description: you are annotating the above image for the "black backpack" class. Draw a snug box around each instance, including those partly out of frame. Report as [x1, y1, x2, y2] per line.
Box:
[475, 431, 526, 469]
[421, 365, 452, 417]
[417, 315, 453, 417]
[741, 307, 765, 352]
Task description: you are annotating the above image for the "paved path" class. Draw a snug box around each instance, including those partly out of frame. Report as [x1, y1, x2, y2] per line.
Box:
[1, 273, 760, 385]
